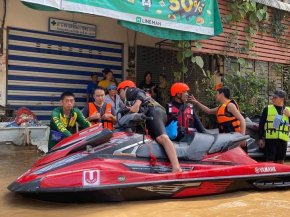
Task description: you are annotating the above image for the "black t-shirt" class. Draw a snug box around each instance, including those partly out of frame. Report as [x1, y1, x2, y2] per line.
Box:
[125, 87, 167, 139]
[125, 87, 164, 114]
[125, 87, 147, 103]
[138, 81, 155, 94]
[259, 105, 290, 139]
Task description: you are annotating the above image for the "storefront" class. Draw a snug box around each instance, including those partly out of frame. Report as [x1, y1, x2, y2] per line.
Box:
[0, 0, 161, 122]
[7, 27, 125, 121]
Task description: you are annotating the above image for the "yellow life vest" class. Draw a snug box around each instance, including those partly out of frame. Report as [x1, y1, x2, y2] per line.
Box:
[265, 105, 289, 142]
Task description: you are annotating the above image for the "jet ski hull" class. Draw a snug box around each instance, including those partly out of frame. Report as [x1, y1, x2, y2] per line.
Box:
[8, 126, 290, 202]
[8, 156, 290, 202]
[9, 170, 290, 202]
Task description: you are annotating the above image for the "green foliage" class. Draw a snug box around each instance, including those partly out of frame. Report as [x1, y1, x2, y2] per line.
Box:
[271, 63, 290, 104]
[271, 9, 289, 45]
[197, 70, 219, 128]
[224, 67, 267, 117]
[174, 41, 204, 81]
[200, 70, 217, 106]
[225, 0, 269, 53]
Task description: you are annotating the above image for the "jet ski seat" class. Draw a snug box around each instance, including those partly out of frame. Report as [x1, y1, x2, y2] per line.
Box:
[136, 132, 248, 161]
[208, 132, 248, 154]
[186, 133, 215, 160]
[136, 133, 215, 161]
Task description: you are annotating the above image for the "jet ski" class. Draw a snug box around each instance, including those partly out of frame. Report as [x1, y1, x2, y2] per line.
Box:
[8, 113, 290, 202]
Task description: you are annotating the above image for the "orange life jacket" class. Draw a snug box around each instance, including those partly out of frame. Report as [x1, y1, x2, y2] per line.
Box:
[216, 100, 241, 133]
[88, 102, 114, 130]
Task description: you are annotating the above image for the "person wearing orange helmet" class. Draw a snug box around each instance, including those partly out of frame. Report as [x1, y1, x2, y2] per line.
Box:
[166, 83, 206, 141]
[117, 80, 182, 173]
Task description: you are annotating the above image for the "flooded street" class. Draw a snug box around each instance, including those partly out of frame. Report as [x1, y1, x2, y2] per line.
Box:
[2, 145, 290, 217]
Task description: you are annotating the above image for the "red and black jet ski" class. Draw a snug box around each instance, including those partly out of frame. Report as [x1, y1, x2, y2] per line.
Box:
[8, 114, 290, 202]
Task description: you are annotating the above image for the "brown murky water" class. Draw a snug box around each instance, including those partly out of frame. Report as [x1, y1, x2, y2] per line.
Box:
[1, 145, 290, 217]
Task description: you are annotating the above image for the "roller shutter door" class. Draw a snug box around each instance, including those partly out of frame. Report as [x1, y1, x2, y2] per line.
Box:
[7, 27, 123, 123]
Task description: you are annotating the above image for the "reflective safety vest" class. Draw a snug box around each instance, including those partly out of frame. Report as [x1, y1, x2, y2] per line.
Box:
[88, 102, 114, 130]
[216, 100, 241, 133]
[167, 103, 195, 135]
[265, 105, 289, 142]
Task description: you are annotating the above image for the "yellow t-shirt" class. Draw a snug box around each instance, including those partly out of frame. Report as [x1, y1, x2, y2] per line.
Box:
[98, 80, 112, 89]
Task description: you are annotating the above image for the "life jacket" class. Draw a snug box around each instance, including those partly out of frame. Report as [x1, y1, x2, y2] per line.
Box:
[265, 105, 289, 142]
[167, 103, 195, 135]
[216, 100, 241, 133]
[88, 102, 114, 130]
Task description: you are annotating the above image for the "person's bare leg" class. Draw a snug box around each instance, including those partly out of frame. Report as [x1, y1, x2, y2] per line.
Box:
[156, 134, 182, 173]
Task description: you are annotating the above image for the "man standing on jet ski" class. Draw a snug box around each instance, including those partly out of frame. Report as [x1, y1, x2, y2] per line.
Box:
[191, 86, 246, 136]
[166, 82, 206, 141]
[258, 90, 290, 164]
[117, 80, 182, 173]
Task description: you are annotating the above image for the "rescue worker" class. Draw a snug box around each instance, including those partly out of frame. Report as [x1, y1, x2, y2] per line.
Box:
[191, 86, 246, 135]
[166, 82, 206, 141]
[82, 86, 116, 130]
[259, 90, 290, 163]
[117, 80, 182, 173]
[48, 92, 91, 150]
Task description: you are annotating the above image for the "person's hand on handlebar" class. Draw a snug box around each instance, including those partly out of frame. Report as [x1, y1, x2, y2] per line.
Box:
[128, 100, 142, 113]
[128, 105, 139, 113]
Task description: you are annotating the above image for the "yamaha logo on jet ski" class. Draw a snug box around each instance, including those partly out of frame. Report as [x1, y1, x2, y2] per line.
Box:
[255, 167, 277, 174]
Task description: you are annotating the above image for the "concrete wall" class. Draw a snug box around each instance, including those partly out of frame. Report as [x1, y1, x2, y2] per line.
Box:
[0, 0, 160, 106]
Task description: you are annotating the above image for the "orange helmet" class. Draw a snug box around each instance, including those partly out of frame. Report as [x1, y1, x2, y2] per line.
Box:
[117, 80, 136, 90]
[214, 83, 223, 91]
[171, 82, 190, 96]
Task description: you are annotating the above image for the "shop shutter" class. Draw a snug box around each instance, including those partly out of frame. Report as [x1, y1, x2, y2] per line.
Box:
[7, 27, 123, 123]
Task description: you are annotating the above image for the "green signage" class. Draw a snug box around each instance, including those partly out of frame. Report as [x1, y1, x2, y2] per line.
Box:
[22, 0, 223, 40]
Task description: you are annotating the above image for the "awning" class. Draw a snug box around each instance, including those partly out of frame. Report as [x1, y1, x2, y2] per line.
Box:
[21, 0, 223, 40]
[253, 0, 290, 12]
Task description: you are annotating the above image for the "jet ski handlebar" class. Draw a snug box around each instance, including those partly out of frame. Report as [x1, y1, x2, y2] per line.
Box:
[119, 107, 131, 116]
[116, 107, 154, 129]
[140, 114, 153, 121]
[119, 107, 153, 121]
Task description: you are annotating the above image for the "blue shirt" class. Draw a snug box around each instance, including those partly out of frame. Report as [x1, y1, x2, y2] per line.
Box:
[86, 82, 99, 102]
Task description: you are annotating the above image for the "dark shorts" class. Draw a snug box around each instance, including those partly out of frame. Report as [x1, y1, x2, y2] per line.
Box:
[146, 106, 167, 139]
[265, 139, 287, 162]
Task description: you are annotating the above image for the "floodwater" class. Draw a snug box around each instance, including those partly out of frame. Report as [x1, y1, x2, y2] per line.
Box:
[1, 145, 290, 217]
